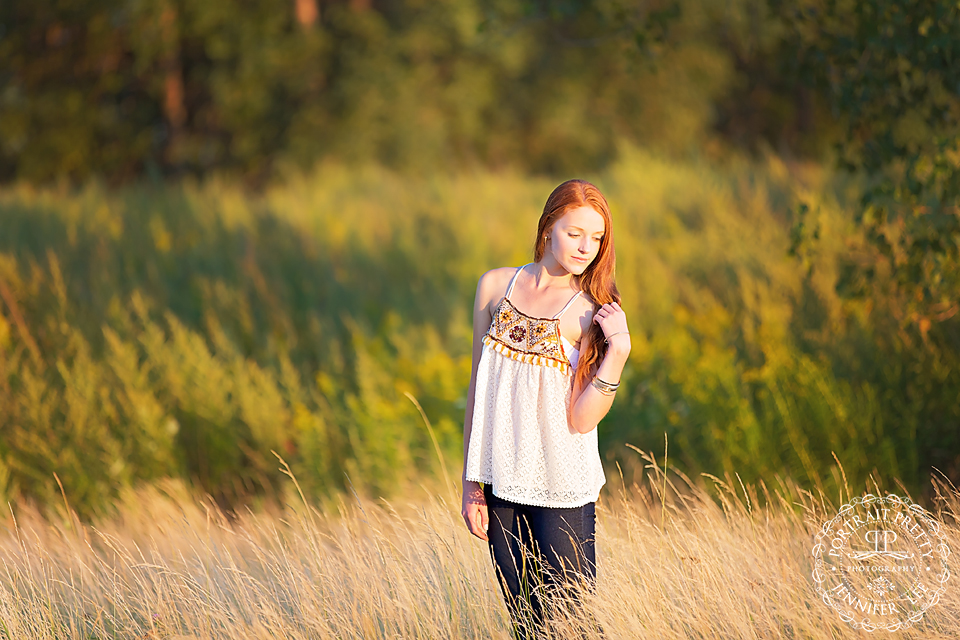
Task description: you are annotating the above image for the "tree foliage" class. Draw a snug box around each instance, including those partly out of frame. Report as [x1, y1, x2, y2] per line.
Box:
[1, 0, 846, 183]
[781, 0, 960, 332]
[2, 0, 959, 513]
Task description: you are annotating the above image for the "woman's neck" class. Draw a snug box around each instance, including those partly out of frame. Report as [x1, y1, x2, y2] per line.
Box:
[529, 259, 578, 292]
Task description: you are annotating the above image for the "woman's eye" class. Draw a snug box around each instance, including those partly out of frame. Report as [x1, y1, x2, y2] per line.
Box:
[569, 234, 579, 238]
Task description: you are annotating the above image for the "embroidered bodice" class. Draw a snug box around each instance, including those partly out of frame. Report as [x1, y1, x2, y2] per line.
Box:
[483, 290, 581, 374]
[464, 264, 606, 508]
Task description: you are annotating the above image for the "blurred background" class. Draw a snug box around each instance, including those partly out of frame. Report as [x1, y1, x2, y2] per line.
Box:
[0, 0, 957, 518]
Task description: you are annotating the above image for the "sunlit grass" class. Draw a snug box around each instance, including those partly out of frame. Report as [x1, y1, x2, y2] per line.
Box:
[1, 454, 956, 639]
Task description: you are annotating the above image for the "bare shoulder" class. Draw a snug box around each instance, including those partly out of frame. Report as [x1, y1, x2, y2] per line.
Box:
[475, 266, 520, 309]
[566, 289, 599, 344]
[577, 290, 600, 314]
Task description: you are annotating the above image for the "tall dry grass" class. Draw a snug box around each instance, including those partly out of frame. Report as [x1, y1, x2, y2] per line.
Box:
[0, 453, 956, 639]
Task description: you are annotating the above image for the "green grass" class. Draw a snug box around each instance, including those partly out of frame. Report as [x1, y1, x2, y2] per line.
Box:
[0, 148, 939, 516]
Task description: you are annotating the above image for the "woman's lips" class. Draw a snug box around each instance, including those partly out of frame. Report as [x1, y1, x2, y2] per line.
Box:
[572, 256, 588, 263]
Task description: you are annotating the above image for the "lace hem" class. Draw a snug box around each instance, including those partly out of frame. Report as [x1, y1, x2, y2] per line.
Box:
[464, 473, 604, 508]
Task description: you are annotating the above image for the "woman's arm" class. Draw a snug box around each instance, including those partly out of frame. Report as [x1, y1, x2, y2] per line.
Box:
[569, 302, 631, 434]
[461, 269, 503, 541]
[461, 271, 497, 481]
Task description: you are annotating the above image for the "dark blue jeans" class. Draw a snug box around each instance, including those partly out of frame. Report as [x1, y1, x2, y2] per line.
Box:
[484, 483, 600, 640]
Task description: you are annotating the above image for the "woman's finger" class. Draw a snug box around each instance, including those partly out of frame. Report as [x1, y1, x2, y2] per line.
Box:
[473, 509, 488, 541]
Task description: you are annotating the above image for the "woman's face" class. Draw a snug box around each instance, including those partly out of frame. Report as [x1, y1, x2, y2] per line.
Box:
[545, 205, 606, 275]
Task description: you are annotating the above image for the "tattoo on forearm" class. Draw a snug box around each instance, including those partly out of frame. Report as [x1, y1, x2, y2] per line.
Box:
[464, 485, 486, 505]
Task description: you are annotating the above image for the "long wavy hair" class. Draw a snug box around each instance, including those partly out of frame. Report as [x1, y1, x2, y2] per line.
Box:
[532, 179, 620, 394]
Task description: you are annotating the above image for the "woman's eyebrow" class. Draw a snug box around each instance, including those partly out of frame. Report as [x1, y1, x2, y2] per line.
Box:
[566, 225, 605, 235]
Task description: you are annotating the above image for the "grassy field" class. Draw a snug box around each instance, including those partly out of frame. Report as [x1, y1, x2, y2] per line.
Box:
[2, 149, 957, 638]
[0, 452, 956, 639]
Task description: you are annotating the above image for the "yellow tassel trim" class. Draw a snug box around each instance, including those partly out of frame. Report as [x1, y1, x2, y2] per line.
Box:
[483, 334, 571, 375]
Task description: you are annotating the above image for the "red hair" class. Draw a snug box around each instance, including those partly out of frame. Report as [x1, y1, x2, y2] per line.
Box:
[532, 179, 621, 394]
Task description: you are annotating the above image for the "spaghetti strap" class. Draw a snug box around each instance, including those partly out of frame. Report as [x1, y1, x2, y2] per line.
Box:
[504, 264, 531, 301]
[553, 290, 583, 319]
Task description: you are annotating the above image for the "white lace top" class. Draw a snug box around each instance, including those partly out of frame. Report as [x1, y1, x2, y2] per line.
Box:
[464, 264, 606, 508]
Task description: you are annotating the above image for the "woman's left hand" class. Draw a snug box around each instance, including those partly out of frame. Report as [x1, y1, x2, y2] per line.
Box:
[593, 301, 631, 352]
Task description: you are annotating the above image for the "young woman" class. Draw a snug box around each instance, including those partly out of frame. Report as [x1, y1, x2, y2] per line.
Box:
[461, 179, 630, 639]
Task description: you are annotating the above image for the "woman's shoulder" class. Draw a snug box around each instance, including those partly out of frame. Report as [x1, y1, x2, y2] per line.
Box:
[477, 266, 520, 291]
[481, 265, 522, 281]
[577, 289, 600, 313]
[475, 266, 521, 307]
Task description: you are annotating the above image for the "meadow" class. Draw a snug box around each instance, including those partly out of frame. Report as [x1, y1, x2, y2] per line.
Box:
[1, 148, 958, 637]
[3, 2, 956, 636]
[0, 451, 956, 639]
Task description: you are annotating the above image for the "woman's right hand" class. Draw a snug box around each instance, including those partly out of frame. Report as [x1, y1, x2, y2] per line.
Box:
[461, 480, 489, 541]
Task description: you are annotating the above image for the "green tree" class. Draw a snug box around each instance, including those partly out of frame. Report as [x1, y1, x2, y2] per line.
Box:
[779, 0, 960, 490]
[781, 0, 960, 332]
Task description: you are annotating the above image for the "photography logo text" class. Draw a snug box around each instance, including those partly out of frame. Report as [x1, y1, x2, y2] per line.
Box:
[811, 494, 950, 632]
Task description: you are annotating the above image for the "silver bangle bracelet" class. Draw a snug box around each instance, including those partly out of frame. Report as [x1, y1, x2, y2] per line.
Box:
[591, 379, 617, 396]
[591, 376, 620, 396]
[604, 330, 629, 343]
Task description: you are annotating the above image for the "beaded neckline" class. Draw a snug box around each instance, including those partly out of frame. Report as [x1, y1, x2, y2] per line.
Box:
[503, 296, 568, 350]
[502, 296, 563, 322]
[484, 295, 578, 374]
[500, 297, 578, 349]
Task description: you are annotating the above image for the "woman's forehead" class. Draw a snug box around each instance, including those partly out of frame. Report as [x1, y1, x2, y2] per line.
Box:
[556, 206, 605, 232]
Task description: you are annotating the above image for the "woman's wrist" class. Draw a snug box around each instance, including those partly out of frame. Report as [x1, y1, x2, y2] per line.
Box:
[596, 349, 628, 388]
[603, 330, 629, 343]
[603, 341, 631, 364]
[462, 480, 486, 505]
